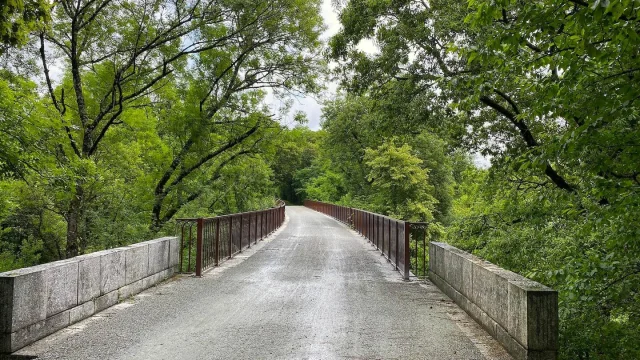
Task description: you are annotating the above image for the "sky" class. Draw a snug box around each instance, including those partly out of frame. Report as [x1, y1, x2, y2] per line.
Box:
[273, 0, 340, 131]
[274, 0, 378, 130]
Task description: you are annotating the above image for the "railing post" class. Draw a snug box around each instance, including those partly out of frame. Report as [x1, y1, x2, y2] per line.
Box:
[387, 218, 391, 262]
[196, 218, 203, 277]
[229, 216, 233, 259]
[248, 213, 252, 249]
[215, 218, 220, 266]
[239, 214, 244, 252]
[373, 216, 380, 249]
[403, 222, 410, 280]
[255, 212, 259, 245]
[395, 221, 399, 270]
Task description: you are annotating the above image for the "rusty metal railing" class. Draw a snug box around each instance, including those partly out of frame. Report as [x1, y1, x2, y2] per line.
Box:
[176, 200, 286, 276]
[304, 200, 433, 280]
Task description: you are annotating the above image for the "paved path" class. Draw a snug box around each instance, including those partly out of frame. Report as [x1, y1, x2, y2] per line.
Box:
[17, 206, 511, 360]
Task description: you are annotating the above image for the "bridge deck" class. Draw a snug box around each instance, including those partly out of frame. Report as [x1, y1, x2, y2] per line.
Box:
[16, 206, 510, 359]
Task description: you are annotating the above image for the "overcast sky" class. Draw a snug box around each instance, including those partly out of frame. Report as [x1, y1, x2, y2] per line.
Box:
[274, 0, 377, 130]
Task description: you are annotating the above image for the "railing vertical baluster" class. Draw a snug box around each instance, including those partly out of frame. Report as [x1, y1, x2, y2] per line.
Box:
[395, 221, 399, 270]
[196, 218, 203, 277]
[248, 213, 252, 249]
[188, 224, 193, 272]
[229, 216, 233, 259]
[237, 215, 241, 251]
[373, 215, 380, 249]
[423, 225, 428, 278]
[215, 218, 220, 266]
[180, 224, 185, 272]
[404, 222, 410, 280]
[203, 220, 207, 269]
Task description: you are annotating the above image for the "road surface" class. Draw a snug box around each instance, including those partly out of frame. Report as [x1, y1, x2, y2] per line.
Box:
[16, 206, 511, 360]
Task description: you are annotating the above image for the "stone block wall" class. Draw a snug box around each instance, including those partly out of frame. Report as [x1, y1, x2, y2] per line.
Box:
[429, 242, 558, 360]
[0, 236, 180, 353]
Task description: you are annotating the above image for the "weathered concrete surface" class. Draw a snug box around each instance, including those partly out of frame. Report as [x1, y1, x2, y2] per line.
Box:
[16, 207, 511, 360]
[147, 238, 170, 276]
[99, 250, 126, 295]
[0, 237, 178, 353]
[124, 243, 149, 285]
[430, 242, 558, 360]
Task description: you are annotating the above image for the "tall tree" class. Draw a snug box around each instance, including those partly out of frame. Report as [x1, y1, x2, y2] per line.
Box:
[35, 0, 323, 254]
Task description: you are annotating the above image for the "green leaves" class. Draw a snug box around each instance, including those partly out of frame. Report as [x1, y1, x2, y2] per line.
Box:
[364, 140, 436, 221]
[0, 0, 48, 53]
[330, 0, 640, 357]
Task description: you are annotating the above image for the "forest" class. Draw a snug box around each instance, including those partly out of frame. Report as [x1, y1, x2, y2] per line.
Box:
[1, 0, 639, 358]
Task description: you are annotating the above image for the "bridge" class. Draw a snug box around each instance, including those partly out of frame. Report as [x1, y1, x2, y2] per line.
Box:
[1, 203, 557, 360]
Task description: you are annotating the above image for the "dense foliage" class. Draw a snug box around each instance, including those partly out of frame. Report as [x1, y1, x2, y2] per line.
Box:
[1, 0, 638, 358]
[321, 0, 640, 358]
[0, 0, 325, 269]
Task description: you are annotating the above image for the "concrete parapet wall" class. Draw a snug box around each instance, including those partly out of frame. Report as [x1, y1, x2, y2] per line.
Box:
[429, 242, 558, 360]
[0, 236, 180, 353]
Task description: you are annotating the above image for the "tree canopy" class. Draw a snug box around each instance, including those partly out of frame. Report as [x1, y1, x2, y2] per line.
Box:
[1, 0, 638, 358]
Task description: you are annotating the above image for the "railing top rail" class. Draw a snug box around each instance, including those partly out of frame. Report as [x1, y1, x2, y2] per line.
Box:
[176, 201, 285, 222]
[304, 200, 433, 225]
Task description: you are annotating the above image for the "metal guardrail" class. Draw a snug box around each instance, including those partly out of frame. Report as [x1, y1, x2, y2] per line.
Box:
[176, 200, 286, 276]
[304, 200, 433, 280]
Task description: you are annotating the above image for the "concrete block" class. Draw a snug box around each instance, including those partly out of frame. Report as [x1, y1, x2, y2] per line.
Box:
[0, 237, 179, 354]
[165, 267, 174, 279]
[147, 238, 170, 276]
[100, 250, 126, 295]
[471, 264, 498, 321]
[8, 309, 70, 353]
[496, 323, 527, 360]
[77, 253, 101, 304]
[428, 242, 436, 273]
[69, 301, 95, 324]
[428, 243, 557, 360]
[460, 255, 475, 299]
[0, 267, 47, 332]
[508, 280, 558, 351]
[432, 242, 446, 278]
[0, 277, 14, 333]
[94, 290, 119, 313]
[45, 260, 79, 317]
[168, 236, 181, 270]
[143, 269, 167, 289]
[119, 278, 145, 300]
[444, 250, 464, 293]
[125, 243, 149, 285]
[471, 262, 522, 329]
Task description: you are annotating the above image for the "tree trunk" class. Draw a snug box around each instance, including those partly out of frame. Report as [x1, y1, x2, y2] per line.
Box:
[66, 183, 84, 258]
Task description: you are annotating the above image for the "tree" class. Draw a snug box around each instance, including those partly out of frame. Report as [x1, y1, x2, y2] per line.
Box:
[271, 125, 320, 204]
[364, 140, 436, 221]
[330, 0, 640, 357]
[33, 0, 324, 253]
